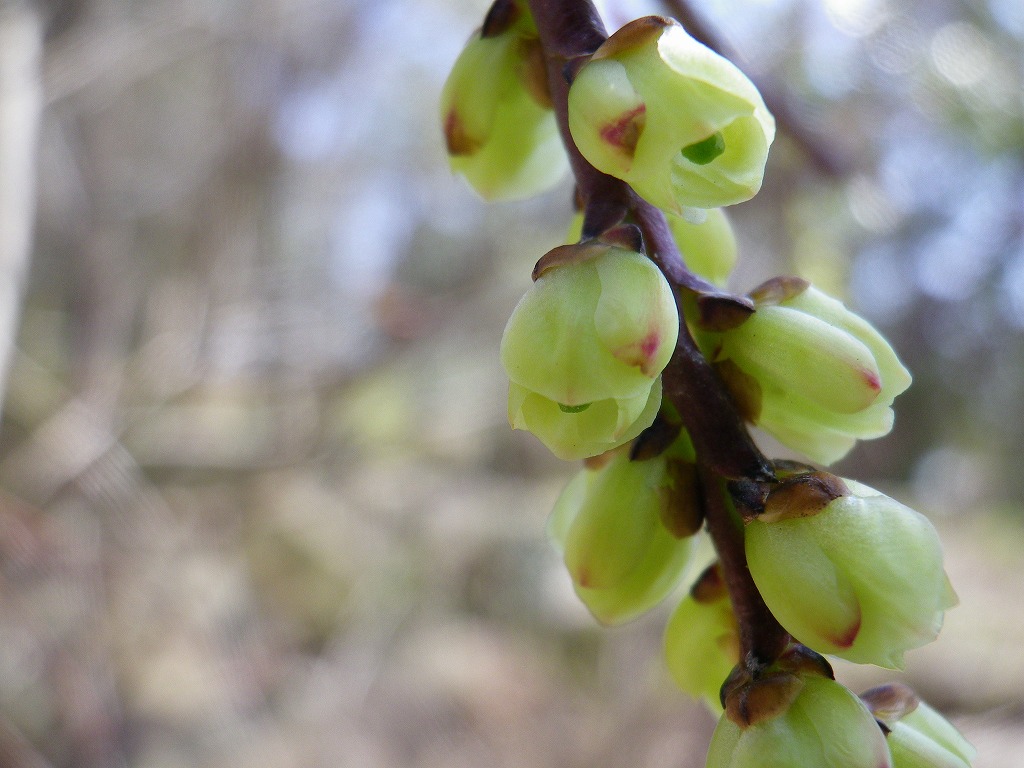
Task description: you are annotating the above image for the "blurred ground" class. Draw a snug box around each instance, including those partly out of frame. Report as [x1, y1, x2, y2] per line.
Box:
[0, 0, 1022, 766]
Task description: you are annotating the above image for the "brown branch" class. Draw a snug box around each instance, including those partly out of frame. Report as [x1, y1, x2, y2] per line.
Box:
[700, 466, 789, 667]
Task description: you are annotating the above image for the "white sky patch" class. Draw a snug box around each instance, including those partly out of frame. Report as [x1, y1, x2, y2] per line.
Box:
[930, 22, 994, 88]
[999, 245, 1024, 330]
[823, 0, 889, 37]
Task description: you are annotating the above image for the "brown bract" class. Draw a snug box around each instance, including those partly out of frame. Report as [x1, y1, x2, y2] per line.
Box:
[760, 471, 850, 523]
[590, 15, 672, 61]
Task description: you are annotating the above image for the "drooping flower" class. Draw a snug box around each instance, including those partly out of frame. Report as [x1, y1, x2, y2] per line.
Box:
[501, 242, 678, 460]
[711, 278, 912, 464]
[709, 665, 892, 768]
[548, 441, 697, 625]
[441, 1, 567, 200]
[745, 475, 957, 669]
[664, 563, 739, 712]
[568, 16, 774, 212]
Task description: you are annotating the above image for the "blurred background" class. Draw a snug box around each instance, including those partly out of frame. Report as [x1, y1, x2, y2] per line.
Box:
[0, 0, 1022, 765]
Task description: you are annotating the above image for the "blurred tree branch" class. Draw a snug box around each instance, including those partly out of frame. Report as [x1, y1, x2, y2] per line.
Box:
[0, 2, 43, 422]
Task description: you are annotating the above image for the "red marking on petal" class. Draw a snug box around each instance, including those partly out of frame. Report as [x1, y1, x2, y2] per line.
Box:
[828, 614, 862, 649]
[639, 332, 661, 376]
[599, 104, 646, 155]
[862, 368, 882, 393]
[613, 330, 661, 376]
[444, 109, 481, 156]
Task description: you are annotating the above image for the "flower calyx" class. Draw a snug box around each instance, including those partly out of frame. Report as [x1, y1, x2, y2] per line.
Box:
[760, 470, 849, 523]
[532, 224, 645, 280]
[720, 644, 834, 728]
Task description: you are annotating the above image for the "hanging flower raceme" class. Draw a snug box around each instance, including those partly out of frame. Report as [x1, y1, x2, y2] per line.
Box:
[547, 439, 699, 625]
[708, 649, 892, 768]
[710, 278, 912, 464]
[861, 684, 975, 768]
[745, 472, 957, 669]
[440, 0, 567, 200]
[501, 241, 679, 460]
[567, 15, 774, 213]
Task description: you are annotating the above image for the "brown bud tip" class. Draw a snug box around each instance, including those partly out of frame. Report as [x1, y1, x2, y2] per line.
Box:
[690, 562, 728, 603]
[714, 359, 763, 424]
[592, 15, 673, 60]
[726, 671, 804, 728]
[598, 223, 645, 253]
[660, 459, 704, 538]
[481, 0, 522, 38]
[859, 683, 920, 723]
[531, 241, 610, 280]
[748, 276, 811, 306]
[775, 644, 835, 680]
[760, 471, 850, 523]
[444, 109, 482, 157]
[696, 293, 755, 331]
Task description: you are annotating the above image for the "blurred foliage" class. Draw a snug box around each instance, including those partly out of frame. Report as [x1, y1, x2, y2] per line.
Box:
[0, 0, 1023, 766]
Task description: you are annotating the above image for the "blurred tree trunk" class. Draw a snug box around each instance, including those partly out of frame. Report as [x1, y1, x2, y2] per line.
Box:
[0, 1, 43, 420]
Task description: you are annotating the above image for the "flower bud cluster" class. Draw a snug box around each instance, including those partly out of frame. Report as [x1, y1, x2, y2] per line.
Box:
[443, 4, 969, 768]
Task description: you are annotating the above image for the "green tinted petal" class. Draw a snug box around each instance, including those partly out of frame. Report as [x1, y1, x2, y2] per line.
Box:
[666, 207, 737, 287]
[664, 593, 737, 711]
[441, 26, 567, 199]
[721, 306, 883, 415]
[593, 250, 679, 382]
[746, 517, 863, 656]
[507, 379, 661, 460]
[563, 455, 666, 589]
